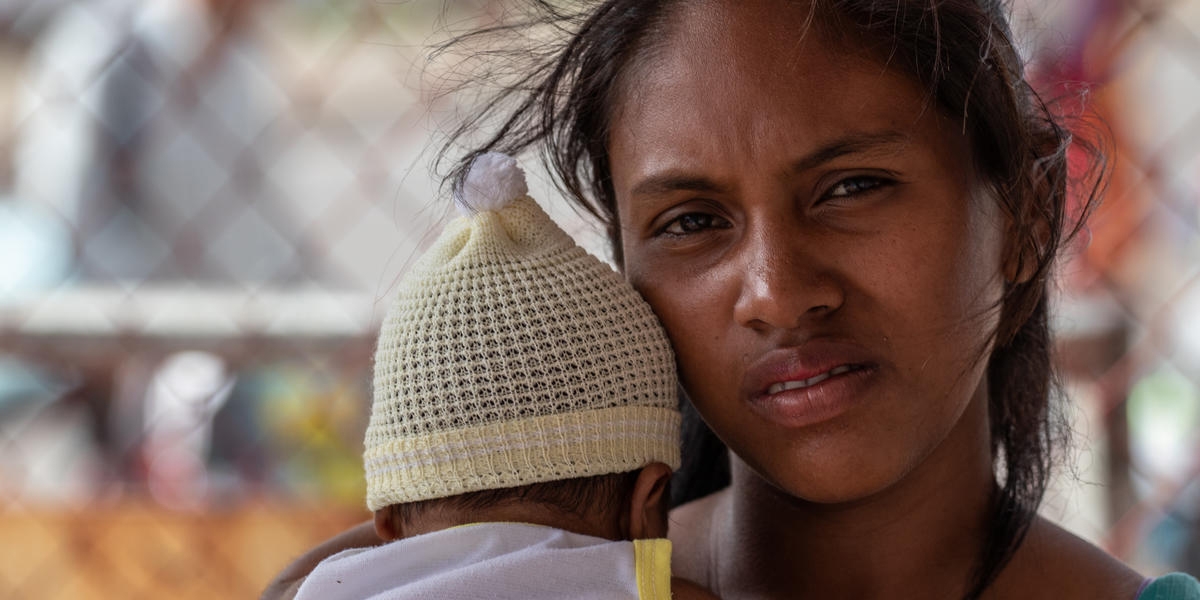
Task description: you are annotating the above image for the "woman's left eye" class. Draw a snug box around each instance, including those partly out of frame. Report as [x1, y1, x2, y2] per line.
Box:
[824, 175, 891, 199]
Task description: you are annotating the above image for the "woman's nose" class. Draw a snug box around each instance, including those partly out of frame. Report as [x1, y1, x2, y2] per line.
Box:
[731, 224, 845, 332]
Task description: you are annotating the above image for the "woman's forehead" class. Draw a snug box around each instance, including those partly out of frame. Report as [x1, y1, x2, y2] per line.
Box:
[615, 3, 928, 121]
[636, 0, 879, 77]
[608, 5, 954, 187]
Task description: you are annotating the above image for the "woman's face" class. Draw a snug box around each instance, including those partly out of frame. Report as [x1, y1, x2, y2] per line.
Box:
[610, 1, 1008, 502]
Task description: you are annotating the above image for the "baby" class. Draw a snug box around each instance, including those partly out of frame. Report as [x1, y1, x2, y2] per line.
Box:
[294, 153, 717, 600]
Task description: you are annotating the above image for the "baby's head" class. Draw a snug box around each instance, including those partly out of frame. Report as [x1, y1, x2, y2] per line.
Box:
[364, 153, 681, 542]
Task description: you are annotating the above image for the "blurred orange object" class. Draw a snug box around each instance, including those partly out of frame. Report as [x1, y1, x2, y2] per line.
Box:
[0, 499, 364, 599]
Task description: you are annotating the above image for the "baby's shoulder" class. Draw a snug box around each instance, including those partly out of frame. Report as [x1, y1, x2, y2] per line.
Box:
[992, 517, 1145, 599]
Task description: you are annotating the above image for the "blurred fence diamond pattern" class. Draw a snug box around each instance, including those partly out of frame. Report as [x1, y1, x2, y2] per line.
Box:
[0, 0, 1196, 597]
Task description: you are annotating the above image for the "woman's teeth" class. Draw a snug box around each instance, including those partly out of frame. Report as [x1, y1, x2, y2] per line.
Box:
[767, 365, 855, 395]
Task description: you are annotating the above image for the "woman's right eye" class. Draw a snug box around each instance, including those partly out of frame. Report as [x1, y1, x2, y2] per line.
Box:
[658, 212, 730, 237]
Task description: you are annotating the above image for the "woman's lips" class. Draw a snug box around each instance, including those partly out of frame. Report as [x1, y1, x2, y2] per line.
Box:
[750, 364, 878, 428]
[766, 364, 859, 394]
[743, 342, 880, 428]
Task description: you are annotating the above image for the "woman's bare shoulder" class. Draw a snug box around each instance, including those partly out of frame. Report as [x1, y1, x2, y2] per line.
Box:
[668, 488, 729, 585]
[672, 576, 722, 600]
[992, 516, 1144, 598]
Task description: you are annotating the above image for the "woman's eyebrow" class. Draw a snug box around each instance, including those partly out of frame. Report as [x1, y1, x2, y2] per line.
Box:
[629, 131, 912, 198]
[629, 173, 727, 198]
[789, 130, 912, 174]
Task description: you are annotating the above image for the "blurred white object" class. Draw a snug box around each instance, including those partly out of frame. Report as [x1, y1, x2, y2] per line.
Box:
[13, 0, 300, 283]
[143, 351, 234, 509]
[1168, 277, 1200, 376]
[0, 196, 72, 297]
[1128, 365, 1199, 485]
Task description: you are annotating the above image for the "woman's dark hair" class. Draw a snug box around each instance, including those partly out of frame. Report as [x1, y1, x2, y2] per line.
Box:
[436, 1, 1104, 598]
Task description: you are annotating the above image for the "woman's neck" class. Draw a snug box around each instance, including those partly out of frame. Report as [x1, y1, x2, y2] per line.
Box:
[714, 392, 996, 599]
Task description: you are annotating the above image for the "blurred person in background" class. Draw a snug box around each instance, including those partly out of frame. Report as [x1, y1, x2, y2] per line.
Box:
[14, 0, 315, 284]
[0, 0, 69, 39]
[5, 0, 323, 506]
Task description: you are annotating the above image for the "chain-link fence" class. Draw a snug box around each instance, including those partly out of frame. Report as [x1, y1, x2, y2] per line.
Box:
[1011, 0, 1200, 576]
[0, 1, 491, 596]
[0, 0, 1196, 597]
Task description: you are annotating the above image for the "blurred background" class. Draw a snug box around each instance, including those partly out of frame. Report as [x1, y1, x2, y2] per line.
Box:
[0, 0, 1196, 597]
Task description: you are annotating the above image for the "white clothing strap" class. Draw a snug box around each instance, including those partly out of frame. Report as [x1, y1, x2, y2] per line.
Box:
[295, 522, 673, 600]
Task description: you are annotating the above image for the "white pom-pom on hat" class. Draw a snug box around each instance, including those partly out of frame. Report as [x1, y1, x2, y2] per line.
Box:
[454, 152, 529, 216]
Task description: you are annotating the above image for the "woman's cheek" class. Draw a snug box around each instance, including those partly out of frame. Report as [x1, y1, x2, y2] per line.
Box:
[629, 257, 739, 395]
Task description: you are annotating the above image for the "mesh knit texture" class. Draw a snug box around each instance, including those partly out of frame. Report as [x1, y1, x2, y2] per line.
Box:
[365, 188, 680, 510]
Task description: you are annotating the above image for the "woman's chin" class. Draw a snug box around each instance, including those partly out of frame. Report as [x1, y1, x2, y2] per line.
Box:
[742, 453, 917, 507]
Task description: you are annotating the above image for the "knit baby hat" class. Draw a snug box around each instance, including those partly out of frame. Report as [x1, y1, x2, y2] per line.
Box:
[364, 153, 681, 511]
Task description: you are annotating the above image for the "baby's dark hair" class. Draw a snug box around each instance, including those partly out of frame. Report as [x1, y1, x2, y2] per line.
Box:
[379, 470, 642, 531]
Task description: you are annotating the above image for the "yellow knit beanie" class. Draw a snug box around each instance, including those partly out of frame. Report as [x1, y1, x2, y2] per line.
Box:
[364, 153, 680, 511]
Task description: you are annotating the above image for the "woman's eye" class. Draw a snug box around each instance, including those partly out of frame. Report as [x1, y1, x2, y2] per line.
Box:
[825, 175, 890, 199]
[659, 212, 729, 236]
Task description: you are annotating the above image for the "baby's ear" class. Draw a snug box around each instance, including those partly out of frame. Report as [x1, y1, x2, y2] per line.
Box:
[627, 462, 672, 540]
[374, 507, 402, 541]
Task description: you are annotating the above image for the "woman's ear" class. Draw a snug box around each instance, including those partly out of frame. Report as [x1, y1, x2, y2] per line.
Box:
[374, 508, 402, 541]
[626, 462, 672, 540]
[1003, 210, 1050, 286]
[1002, 159, 1062, 286]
